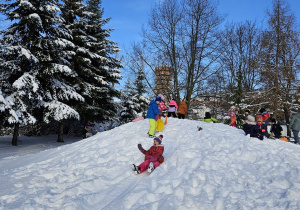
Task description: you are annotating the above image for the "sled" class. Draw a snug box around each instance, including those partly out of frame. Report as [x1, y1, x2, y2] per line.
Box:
[132, 117, 144, 122]
[156, 118, 164, 131]
[280, 136, 289, 142]
[164, 115, 168, 125]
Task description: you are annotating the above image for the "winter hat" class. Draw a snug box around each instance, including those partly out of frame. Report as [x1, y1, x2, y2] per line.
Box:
[259, 108, 266, 113]
[158, 94, 165, 101]
[231, 105, 236, 109]
[271, 119, 276, 123]
[246, 115, 256, 125]
[155, 96, 162, 102]
[290, 108, 298, 113]
[205, 112, 211, 118]
[154, 135, 163, 144]
[256, 115, 263, 122]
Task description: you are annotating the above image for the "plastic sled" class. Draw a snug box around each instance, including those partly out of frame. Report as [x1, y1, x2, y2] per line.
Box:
[156, 118, 164, 131]
[164, 115, 168, 125]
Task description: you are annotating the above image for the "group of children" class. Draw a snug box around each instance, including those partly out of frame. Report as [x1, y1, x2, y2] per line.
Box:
[145, 95, 188, 138]
[242, 109, 283, 141]
[133, 95, 187, 175]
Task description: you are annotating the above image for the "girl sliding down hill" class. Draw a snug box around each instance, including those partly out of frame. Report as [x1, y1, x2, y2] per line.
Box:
[132, 135, 164, 174]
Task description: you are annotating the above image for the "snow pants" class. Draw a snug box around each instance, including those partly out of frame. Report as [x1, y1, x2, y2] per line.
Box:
[292, 130, 299, 143]
[148, 119, 157, 135]
[138, 160, 160, 173]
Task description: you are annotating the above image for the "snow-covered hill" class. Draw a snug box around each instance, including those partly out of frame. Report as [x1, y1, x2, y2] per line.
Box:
[0, 118, 300, 209]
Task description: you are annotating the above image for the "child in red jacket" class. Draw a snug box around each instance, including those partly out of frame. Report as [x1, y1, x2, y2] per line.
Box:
[132, 135, 164, 174]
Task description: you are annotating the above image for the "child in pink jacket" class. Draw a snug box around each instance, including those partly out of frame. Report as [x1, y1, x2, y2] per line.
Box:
[167, 99, 178, 118]
[132, 135, 164, 174]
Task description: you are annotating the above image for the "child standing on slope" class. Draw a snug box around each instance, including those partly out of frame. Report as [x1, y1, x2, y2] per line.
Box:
[132, 135, 164, 174]
[250, 115, 270, 140]
[269, 119, 283, 139]
[168, 99, 178, 118]
[178, 99, 188, 119]
[202, 112, 218, 123]
[146, 96, 162, 138]
[227, 105, 237, 127]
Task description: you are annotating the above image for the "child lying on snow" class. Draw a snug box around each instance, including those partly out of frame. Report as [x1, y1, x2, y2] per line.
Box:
[132, 135, 164, 174]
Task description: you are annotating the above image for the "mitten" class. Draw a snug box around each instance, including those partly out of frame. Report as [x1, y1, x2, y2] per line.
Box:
[269, 132, 272, 135]
[138, 144, 142, 150]
[280, 131, 283, 134]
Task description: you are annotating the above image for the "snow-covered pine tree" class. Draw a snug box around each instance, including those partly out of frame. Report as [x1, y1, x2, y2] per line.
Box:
[132, 69, 149, 117]
[119, 84, 137, 124]
[76, 0, 122, 123]
[0, 0, 84, 145]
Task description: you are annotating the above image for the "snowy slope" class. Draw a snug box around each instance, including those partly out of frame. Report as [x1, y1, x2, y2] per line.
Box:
[0, 118, 300, 209]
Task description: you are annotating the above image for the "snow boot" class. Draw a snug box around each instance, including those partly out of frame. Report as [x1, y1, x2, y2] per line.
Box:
[148, 134, 156, 138]
[148, 162, 155, 173]
[132, 164, 141, 174]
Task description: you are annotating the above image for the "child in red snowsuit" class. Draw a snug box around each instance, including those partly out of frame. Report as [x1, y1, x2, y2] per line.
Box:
[132, 135, 164, 174]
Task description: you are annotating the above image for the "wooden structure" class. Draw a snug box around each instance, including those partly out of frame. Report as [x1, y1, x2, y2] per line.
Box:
[154, 65, 173, 101]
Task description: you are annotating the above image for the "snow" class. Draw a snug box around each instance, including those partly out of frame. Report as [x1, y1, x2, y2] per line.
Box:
[0, 118, 300, 209]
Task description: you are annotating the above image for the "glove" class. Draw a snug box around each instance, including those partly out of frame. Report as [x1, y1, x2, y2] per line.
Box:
[280, 131, 283, 134]
[138, 144, 142, 150]
[269, 132, 272, 135]
[261, 129, 265, 133]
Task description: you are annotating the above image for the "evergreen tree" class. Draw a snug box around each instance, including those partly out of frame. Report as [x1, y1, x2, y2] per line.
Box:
[0, 0, 84, 145]
[132, 69, 149, 117]
[73, 0, 122, 123]
[119, 82, 137, 124]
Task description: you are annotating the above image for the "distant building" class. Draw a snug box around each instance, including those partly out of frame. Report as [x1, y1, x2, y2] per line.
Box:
[154, 65, 173, 101]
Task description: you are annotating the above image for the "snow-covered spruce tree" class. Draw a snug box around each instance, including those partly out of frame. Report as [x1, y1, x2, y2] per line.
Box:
[119, 83, 137, 124]
[132, 68, 149, 117]
[63, 0, 122, 126]
[0, 0, 84, 145]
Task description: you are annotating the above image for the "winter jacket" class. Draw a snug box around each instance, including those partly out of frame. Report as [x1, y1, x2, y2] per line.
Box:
[202, 118, 218, 123]
[289, 113, 300, 131]
[168, 100, 178, 112]
[156, 101, 167, 120]
[250, 123, 270, 140]
[261, 112, 270, 122]
[270, 122, 283, 138]
[227, 109, 236, 125]
[146, 100, 161, 120]
[158, 101, 167, 112]
[243, 115, 256, 135]
[139, 145, 164, 163]
[202, 112, 217, 123]
[178, 101, 188, 114]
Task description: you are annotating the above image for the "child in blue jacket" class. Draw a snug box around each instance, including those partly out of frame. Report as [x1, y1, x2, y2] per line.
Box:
[146, 96, 162, 137]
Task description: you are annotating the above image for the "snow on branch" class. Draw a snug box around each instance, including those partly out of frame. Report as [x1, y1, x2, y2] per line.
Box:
[43, 100, 80, 123]
[52, 79, 85, 102]
[45, 64, 73, 76]
[13, 73, 39, 93]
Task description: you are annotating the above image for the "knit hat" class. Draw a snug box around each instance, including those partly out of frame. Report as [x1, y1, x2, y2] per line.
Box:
[155, 96, 162, 102]
[256, 115, 263, 122]
[271, 119, 276, 123]
[154, 135, 163, 144]
[259, 108, 266, 113]
[290, 108, 298, 113]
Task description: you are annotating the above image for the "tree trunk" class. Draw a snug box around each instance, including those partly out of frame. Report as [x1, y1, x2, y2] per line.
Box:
[12, 123, 19, 146]
[57, 120, 64, 142]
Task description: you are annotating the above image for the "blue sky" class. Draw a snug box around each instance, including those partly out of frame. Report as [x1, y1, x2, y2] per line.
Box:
[102, 0, 300, 53]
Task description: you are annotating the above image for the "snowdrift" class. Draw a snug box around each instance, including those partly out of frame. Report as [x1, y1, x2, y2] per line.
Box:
[0, 118, 300, 209]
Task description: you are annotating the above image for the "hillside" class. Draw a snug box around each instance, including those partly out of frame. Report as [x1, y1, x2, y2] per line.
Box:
[0, 118, 300, 209]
